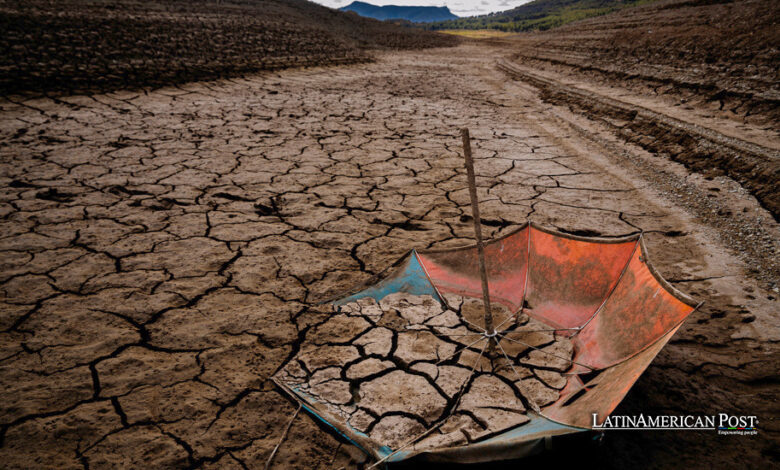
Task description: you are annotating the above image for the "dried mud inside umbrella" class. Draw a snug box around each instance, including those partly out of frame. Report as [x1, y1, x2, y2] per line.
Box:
[274, 292, 573, 453]
[272, 223, 699, 464]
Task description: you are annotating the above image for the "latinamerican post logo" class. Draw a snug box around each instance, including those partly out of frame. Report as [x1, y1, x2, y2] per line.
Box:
[592, 413, 758, 435]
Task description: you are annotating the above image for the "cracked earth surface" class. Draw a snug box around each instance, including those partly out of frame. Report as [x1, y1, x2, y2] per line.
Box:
[275, 292, 571, 453]
[0, 44, 778, 468]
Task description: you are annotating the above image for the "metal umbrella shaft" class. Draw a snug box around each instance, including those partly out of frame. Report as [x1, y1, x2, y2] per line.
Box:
[461, 128, 495, 335]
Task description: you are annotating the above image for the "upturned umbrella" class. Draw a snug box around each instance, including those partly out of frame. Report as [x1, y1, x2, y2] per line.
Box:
[269, 130, 699, 467]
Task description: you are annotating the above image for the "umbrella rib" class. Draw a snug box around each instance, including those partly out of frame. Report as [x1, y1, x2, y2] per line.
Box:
[410, 325, 484, 337]
[502, 327, 582, 334]
[492, 313, 583, 334]
[434, 335, 488, 366]
[492, 312, 518, 332]
[493, 338, 524, 383]
[368, 339, 489, 469]
[461, 317, 487, 333]
[427, 331, 484, 338]
[263, 403, 302, 470]
[367, 418, 447, 469]
[492, 310, 580, 337]
[497, 333, 595, 371]
[493, 338, 541, 413]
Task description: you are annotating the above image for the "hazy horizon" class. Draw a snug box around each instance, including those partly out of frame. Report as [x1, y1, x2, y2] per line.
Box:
[310, 0, 533, 17]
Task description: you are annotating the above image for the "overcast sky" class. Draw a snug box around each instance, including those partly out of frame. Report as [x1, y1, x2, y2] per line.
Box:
[311, 0, 532, 17]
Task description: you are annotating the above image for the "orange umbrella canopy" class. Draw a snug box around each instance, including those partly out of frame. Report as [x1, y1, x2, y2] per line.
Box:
[273, 222, 698, 464]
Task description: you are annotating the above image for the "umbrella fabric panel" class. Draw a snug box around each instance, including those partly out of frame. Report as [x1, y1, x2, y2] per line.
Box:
[524, 226, 638, 330]
[543, 323, 682, 428]
[417, 227, 529, 312]
[333, 251, 443, 307]
[573, 244, 696, 369]
[390, 412, 583, 463]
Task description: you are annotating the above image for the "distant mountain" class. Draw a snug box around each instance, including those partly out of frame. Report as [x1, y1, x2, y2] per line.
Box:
[426, 0, 655, 32]
[340, 1, 458, 23]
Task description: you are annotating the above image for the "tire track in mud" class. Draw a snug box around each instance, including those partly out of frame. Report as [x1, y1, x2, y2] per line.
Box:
[497, 59, 780, 221]
[478, 52, 780, 468]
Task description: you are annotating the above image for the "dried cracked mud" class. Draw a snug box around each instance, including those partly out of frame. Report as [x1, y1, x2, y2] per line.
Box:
[275, 293, 571, 453]
[0, 45, 778, 468]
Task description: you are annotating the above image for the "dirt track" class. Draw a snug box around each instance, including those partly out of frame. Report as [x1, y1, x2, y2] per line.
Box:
[0, 44, 778, 468]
